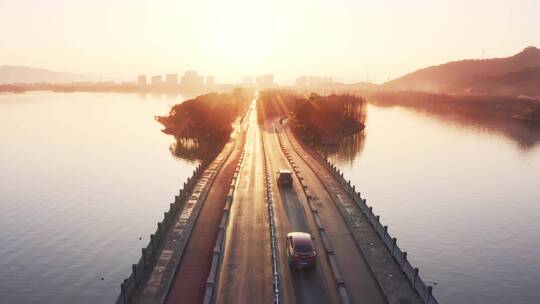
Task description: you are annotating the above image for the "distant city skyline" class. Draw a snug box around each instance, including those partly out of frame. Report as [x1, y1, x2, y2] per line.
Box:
[1, 0, 539, 83]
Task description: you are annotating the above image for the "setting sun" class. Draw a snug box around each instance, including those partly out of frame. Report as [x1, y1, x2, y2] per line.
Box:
[212, 4, 276, 69]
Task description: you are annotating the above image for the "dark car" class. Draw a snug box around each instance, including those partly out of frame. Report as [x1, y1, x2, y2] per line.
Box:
[286, 232, 316, 269]
[277, 169, 293, 187]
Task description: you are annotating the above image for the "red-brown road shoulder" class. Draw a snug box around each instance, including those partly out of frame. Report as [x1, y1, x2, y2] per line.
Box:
[165, 149, 242, 304]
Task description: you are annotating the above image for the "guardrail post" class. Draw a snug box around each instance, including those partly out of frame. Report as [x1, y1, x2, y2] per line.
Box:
[150, 234, 156, 250]
[402, 251, 408, 271]
[157, 222, 163, 239]
[141, 248, 147, 269]
[413, 267, 419, 288]
[120, 281, 127, 304]
[132, 264, 138, 284]
[426, 286, 433, 303]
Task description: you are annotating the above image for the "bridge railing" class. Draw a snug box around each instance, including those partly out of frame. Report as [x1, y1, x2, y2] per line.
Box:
[314, 152, 439, 304]
[262, 142, 281, 304]
[202, 150, 245, 304]
[115, 161, 208, 304]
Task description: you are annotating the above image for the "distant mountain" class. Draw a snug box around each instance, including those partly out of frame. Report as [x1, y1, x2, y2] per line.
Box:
[349, 81, 380, 91]
[384, 46, 540, 96]
[0, 65, 99, 84]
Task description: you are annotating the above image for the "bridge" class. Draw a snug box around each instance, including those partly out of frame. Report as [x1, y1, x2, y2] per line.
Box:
[116, 94, 439, 304]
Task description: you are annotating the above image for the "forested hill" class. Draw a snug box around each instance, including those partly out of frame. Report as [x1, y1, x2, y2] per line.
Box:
[384, 46, 540, 97]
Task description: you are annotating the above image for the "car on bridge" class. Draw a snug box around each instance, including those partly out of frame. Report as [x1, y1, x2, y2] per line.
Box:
[277, 169, 293, 187]
[286, 232, 317, 269]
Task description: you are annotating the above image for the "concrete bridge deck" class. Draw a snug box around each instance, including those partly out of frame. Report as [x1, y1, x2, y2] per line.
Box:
[124, 97, 427, 304]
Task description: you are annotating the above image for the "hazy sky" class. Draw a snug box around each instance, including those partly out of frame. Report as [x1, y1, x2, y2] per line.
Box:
[1, 0, 539, 83]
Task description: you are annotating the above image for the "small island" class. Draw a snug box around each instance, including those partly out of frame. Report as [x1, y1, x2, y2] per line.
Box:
[156, 89, 251, 161]
[257, 90, 367, 144]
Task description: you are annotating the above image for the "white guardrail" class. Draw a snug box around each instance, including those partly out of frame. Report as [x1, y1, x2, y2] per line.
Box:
[275, 126, 352, 304]
[261, 134, 282, 304]
[294, 132, 439, 304]
[202, 150, 246, 304]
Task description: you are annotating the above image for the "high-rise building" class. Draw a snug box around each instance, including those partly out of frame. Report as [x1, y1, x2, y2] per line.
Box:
[241, 76, 254, 85]
[296, 76, 308, 86]
[206, 76, 215, 86]
[256, 74, 274, 86]
[296, 75, 333, 86]
[308, 76, 322, 86]
[181, 71, 204, 86]
[165, 74, 178, 85]
[137, 75, 147, 86]
[151, 75, 163, 85]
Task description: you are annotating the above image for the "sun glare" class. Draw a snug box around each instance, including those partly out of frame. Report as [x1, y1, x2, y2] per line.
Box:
[212, 2, 276, 67]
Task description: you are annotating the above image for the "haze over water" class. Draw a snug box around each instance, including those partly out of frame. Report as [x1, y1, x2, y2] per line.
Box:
[0, 92, 195, 303]
[327, 104, 540, 304]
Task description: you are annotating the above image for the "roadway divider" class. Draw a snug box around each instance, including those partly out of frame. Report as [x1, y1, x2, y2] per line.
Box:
[116, 137, 237, 304]
[261, 134, 281, 304]
[274, 126, 352, 304]
[287, 130, 439, 304]
[202, 150, 246, 304]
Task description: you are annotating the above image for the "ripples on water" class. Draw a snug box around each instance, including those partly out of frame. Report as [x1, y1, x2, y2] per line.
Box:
[321, 104, 540, 304]
[0, 92, 196, 304]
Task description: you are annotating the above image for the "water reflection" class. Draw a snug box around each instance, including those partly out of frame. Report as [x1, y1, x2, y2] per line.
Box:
[332, 102, 540, 304]
[0, 92, 196, 304]
[308, 102, 540, 166]
[170, 137, 224, 163]
[373, 102, 540, 151]
[310, 132, 366, 166]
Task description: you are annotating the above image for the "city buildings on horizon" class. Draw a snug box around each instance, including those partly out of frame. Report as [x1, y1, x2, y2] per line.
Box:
[136, 72, 338, 88]
[137, 71, 213, 87]
[295, 76, 333, 87]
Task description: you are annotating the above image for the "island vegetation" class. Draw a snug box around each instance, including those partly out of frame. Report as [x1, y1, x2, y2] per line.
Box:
[157, 89, 251, 140]
[157, 89, 251, 161]
[257, 90, 366, 143]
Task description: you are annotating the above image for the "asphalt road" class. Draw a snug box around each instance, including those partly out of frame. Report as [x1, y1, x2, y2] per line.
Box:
[261, 122, 339, 304]
[215, 105, 273, 304]
[214, 102, 389, 304]
[141, 95, 408, 304]
[274, 121, 387, 304]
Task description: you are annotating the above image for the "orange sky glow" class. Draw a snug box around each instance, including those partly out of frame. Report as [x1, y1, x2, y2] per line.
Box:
[1, 0, 539, 83]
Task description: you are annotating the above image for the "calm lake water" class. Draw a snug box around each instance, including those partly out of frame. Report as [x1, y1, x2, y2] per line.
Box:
[0, 92, 196, 304]
[324, 103, 540, 304]
[2, 93, 539, 304]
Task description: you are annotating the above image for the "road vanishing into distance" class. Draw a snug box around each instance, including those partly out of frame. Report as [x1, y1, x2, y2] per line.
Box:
[129, 94, 423, 304]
